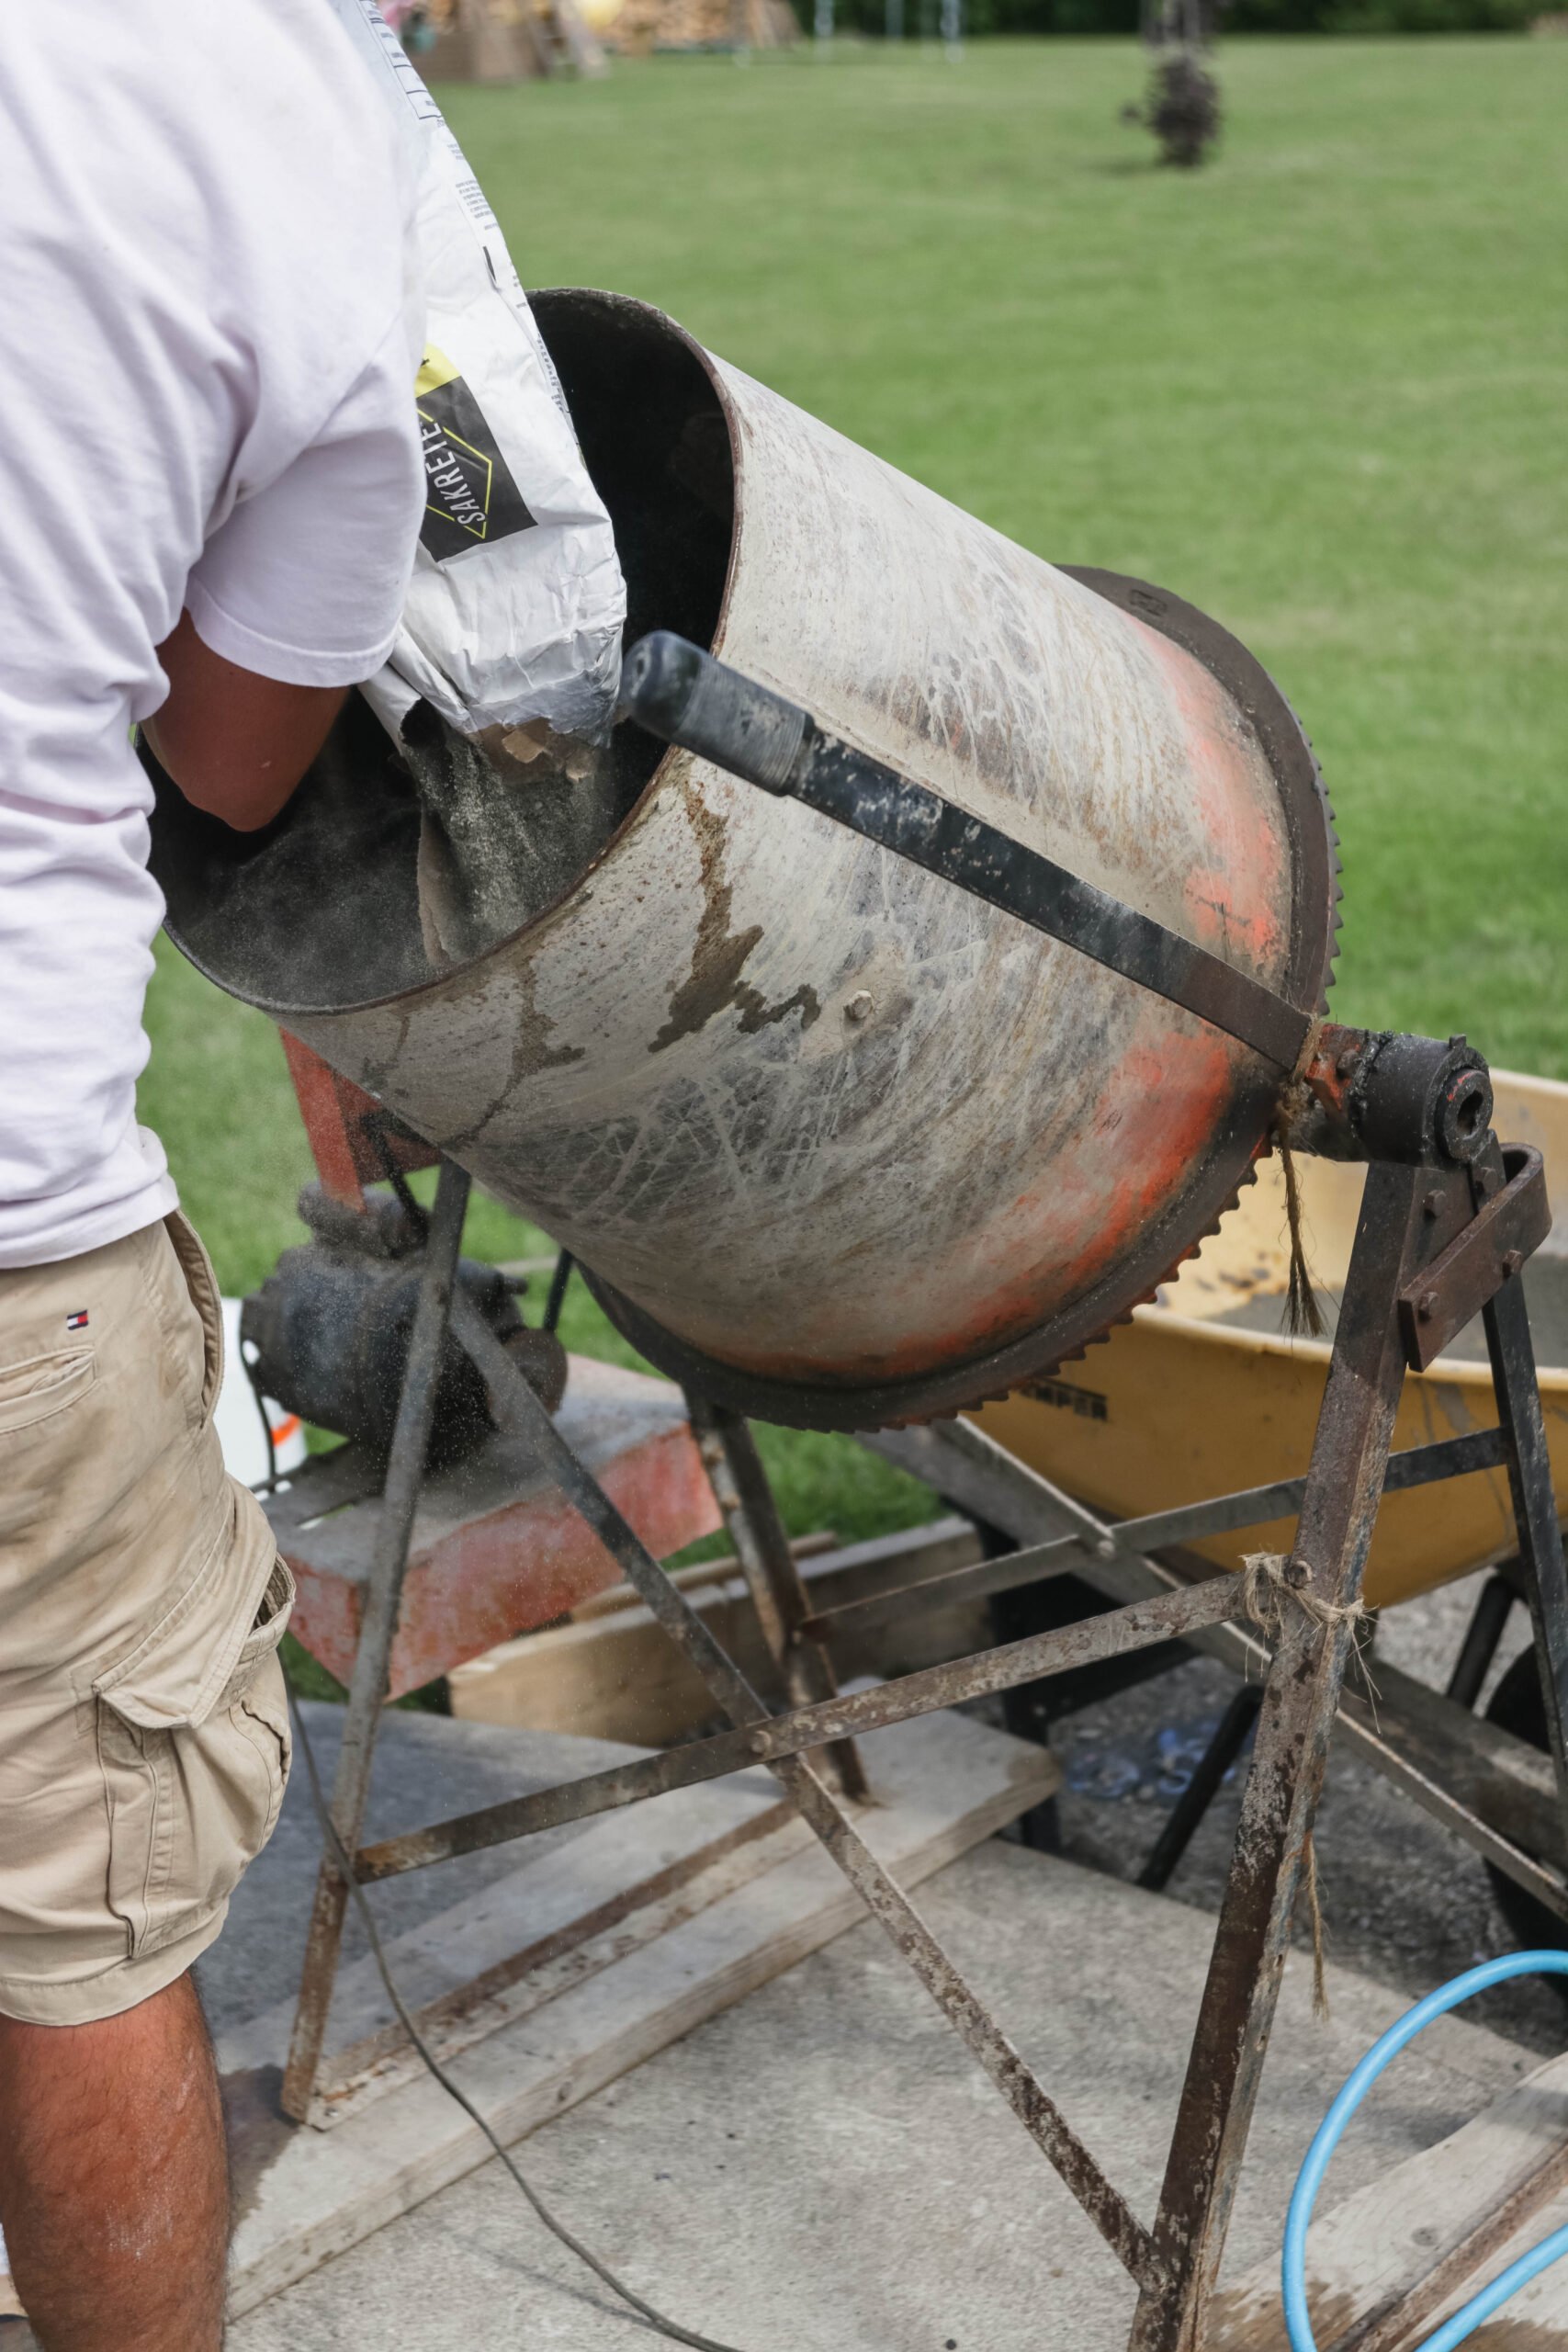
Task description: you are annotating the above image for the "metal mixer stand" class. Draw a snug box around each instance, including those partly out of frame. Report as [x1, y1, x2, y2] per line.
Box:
[263, 1085, 1565, 2352]
[266, 634, 1568, 2352]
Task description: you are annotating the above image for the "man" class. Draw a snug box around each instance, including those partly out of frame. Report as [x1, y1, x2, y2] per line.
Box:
[0, 4, 426, 2342]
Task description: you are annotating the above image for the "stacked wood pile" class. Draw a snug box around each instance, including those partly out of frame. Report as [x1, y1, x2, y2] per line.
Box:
[415, 0, 607, 81]
[606, 0, 799, 51]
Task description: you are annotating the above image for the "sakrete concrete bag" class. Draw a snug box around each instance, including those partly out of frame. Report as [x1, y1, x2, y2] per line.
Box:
[329, 0, 626, 748]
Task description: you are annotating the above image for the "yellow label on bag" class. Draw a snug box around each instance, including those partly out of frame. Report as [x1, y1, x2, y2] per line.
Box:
[415, 343, 463, 397]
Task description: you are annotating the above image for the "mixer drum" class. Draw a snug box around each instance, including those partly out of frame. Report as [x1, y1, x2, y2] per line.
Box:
[151, 289, 1337, 1431]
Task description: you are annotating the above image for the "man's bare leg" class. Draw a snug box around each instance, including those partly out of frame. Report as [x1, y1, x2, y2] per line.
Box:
[0, 1972, 228, 2351]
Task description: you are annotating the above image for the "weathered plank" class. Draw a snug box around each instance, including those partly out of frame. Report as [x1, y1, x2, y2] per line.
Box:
[217, 1766, 793, 2084]
[447, 1516, 987, 1747]
[1209, 2047, 1568, 2350]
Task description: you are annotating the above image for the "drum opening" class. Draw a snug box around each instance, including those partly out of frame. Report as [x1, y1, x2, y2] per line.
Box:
[150, 293, 736, 1016]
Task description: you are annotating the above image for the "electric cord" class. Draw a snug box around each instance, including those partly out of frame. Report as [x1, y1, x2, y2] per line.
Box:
[285, 1683, 755, 2352]
[1285, 1950, 1568, 2352]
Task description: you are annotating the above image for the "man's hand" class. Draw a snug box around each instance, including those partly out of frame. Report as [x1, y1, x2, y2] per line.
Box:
[144, 610, 348, 832]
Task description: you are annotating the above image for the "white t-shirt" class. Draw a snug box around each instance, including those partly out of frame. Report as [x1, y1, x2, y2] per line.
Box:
[0, 0, 426, 1269]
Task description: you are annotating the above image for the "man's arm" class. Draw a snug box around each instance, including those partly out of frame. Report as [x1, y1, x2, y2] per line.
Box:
[148, 283, 427, 835]
[144, 610, 348, 833]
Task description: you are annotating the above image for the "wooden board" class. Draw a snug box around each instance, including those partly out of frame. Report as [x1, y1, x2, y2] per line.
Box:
[447, 1515, 988, 1747]
[217, 1767, 796, 2102]
[1209, 2045, 1568, 2349]
[219, 1708, 1055, 2322]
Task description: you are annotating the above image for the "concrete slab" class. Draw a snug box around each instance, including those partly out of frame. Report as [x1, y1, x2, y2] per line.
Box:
[226, 1832, 1534, 2352]
[218, 1709, 1052, 2315]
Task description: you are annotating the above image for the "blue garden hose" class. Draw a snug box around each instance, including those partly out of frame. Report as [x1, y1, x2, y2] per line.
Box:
[1285, 1951, 1568, 2352]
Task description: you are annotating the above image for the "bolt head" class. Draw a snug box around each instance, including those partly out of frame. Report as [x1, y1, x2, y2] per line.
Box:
[1417, 1291, 1438, 1320]
[1502, 1249, 1524, 1278]
[845, 990, 875, 1024]
[1285, 1555, 1313, 1589]
[1423, 1190, 1442, 1218]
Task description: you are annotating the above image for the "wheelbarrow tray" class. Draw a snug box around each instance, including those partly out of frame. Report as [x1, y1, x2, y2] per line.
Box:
[972, 1069, 1568, 1611]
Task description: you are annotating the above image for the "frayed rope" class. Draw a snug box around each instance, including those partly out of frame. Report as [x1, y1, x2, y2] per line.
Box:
[1238, 1552, 1371, 2021]
[1236, 1550, 1369, 1647]
[1272, 1076, 1325, 1340]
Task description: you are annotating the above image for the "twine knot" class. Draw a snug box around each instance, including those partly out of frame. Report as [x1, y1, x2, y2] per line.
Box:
[1237, 1551, 1369, 1647]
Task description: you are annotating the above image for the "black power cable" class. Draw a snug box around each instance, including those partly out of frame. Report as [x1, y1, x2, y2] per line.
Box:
[285, 1687, 754, 2352]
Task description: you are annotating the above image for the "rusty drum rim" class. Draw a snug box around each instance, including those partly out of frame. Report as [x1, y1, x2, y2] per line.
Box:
[583, 569, 1340, 1432]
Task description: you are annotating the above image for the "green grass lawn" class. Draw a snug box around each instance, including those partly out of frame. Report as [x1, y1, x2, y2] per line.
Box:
[141, 37, 1567, 1615]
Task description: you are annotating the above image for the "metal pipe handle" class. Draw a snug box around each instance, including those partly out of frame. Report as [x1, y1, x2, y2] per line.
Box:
[621, 629, 1311, 1072]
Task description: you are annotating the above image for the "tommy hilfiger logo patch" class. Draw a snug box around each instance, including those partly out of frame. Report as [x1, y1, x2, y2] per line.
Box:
[65, 1310, 89, 1330]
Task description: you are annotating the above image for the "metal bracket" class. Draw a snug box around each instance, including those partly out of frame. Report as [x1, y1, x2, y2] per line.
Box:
[1397, 1144, 1550, 1371]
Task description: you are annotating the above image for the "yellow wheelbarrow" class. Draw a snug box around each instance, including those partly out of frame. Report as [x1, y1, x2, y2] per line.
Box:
[972, 1069, 1568, 1613]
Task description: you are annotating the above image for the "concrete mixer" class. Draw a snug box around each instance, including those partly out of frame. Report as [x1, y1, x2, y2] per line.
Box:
[150, 288, 1342, 1433]
[152, 290, 1568, 2352]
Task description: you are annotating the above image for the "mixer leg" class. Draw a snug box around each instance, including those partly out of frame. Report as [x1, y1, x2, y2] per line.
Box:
[1129, 1162, 1435, 2352]
[1483, 1260, 1568, 1815]
[684, 1395, 868, 1799]
[281, 1161, 472, 2123]
[1445, 1572, 1517, 1710]
[1135, 1682, 1263, 1894]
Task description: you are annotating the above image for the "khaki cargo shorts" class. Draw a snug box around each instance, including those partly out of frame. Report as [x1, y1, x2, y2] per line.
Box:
[0, 1212, 293, 2026]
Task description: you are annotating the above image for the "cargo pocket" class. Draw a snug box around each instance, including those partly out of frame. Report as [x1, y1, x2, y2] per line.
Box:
[94, 1487, 293, 1962]
[0, 1346, 95, 1437]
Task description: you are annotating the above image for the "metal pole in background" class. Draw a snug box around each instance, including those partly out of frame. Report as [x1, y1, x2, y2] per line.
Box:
[815, 0, 834, 47]
[940, 0, 962, 57]
[886, 0, 905, 36]
[281, 1159, 471, 2123]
